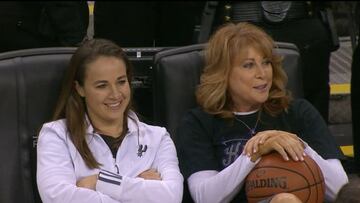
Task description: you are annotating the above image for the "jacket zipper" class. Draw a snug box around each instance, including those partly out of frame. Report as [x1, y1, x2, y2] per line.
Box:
[114, 158, 119, 174]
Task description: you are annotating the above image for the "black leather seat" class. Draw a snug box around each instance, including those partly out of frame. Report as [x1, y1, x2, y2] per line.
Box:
[0, 47, 75, 203]
[153, 42, 303, 140]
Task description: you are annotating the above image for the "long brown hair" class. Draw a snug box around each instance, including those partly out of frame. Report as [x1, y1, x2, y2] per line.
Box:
[52, 39, 133, 169]
[196, 22, 291, 118]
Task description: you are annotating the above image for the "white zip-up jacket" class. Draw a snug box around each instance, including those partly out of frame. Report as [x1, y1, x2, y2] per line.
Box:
[37, 112, 183, 203]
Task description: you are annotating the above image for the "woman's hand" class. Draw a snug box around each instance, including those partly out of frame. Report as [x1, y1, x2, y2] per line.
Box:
[76, 174, 98, 190]
[244, 130, 279, 156]
[138, 168, 162, 180]
[244, 130, 305, 162]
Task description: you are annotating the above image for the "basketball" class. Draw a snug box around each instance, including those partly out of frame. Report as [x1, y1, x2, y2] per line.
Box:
[245, 152, 325, 203]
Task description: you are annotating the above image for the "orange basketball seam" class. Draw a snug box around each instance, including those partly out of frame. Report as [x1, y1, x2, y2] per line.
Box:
[303, 158, 323, 203]
[246, 153, 325, 203]
[252, 165, 324, 184]
[313, 159, 326, 202]
[246, 181, 324, 198]
[247, 165, 324, 201]
[247, 165, 311, 200]
[252, 165, 312, 184]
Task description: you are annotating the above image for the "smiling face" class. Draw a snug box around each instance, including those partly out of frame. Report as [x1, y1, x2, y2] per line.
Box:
[75, 56, 130, 127]
[228, 46, 273, 112]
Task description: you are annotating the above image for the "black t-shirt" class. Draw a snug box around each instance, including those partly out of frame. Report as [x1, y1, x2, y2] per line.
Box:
[99, 134, 121, 158]
[176, 98, 344, 202]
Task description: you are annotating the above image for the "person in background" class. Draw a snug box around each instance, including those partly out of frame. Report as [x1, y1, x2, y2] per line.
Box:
[36, 39, 183, 203]
[176, 22, 348, 203]
[0, 2, 89, 53]
[351, 1, 360, 173]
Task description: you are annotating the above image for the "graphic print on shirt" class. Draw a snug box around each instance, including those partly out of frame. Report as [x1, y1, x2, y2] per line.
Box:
[221, 138, 249, 167]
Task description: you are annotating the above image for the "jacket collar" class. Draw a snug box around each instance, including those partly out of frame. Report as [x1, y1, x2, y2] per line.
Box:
[85, 110, 141, 136]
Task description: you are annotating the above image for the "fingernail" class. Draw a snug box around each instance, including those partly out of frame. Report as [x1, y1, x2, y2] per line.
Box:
[285, 156, 289, 161]
[253, 149, 257, 153]
[303, 152, 307, 156]
[295, 156, 299, 161]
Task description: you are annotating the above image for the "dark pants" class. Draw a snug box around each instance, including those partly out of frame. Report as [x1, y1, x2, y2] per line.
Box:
[351, 41, 360, 170]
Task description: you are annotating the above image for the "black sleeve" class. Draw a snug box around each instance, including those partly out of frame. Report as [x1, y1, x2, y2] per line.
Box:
[175, 108, 219, 179]
[291, 99, 344, 160]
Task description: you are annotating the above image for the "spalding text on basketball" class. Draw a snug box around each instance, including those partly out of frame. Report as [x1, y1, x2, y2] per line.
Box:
[245, 176, 288, 191]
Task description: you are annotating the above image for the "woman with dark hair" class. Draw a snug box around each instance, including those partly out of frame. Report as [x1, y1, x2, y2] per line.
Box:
[37, 39, 183, 203]
[176, 22, 348, 203]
